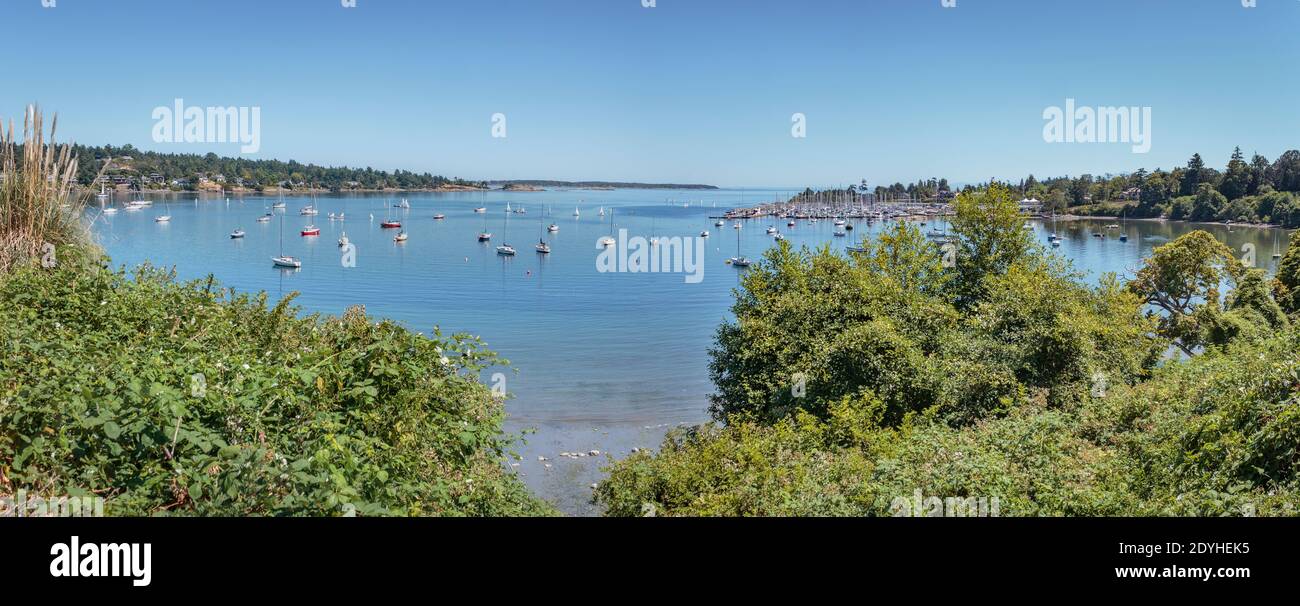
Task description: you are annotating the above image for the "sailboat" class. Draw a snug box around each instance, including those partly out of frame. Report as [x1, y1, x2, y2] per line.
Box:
[599, 208, 616, 247]
[1273, 230, 1284, 259]
[1119, 210, 1128, 242]
[573, 203, 580, 217]
[154, 200, 171, 222]
[272, 214, 301, 268]
[394, 230, 408, 242]
[339, 232, 349, 248]
[497, 204, 515, 253]
[536, 212, 551, 254]
[272, 190, 286, 209]
[728, 224, 751, 267]
[478, 208, 492, 241]
[380, 203, 401, 229]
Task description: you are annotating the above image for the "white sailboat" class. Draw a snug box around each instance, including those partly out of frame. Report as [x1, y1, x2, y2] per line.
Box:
[154, 200, 171, 222]
[478, 206, 492, 241]
[599, 208, 616, 247]
[728, 224, 751, 267]
[536, 212, 551, 254]
[272, 214, 301, 268]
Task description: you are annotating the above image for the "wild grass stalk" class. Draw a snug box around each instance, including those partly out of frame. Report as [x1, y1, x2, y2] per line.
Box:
[0, 105, 102, 272]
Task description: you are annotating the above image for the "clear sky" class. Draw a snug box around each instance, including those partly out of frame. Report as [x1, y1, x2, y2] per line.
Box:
[3, 0, 1297, 187]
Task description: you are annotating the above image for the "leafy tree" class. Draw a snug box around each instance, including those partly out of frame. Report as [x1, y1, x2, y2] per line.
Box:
[1189, 183, 1226, 221]
[1219, 147, 1251, 200]
[1138, 170, 1171, 213]
[1181, 153, 1207, 196]
[1127, 231, 1246, 355]
[949, 183, 1034, 308]
[1249, 153, 1272, 195]
[1273, 232, 1300, 315]
[1270, 150, 1300, 192]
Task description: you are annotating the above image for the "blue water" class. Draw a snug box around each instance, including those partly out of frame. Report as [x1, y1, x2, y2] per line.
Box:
[89, 189, 1293, 514]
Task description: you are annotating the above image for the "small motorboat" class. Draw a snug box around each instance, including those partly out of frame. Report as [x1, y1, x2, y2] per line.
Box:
[599, 235, 616, 247]
[272, 256, 301, 268]
[478, 232, 492, 242]
[433, 214, 446, 220]
[787, 220, 795, 227]
[535, 240, 551, 254]
[774, 233, 785, 241]
[496, 244, 517, 256]
[844, 223, 854, 231]
[766, 226, 777, 234]
[833, 229, 847, 237]
[846, 245, 867, 253]
[1119, 234, 1129, 242]
[271, 201, 286, 209]
[102, 207, 118, 215]
[733, 222, 742, 229]
[230, 229, 246, 239]
[301, 226, 320, 236]
[257, 214, 272, 222]
[300, 206, 318, 216]
[715, 220, 725, 227]
[1052, 240, 1061, 248]
[700, 230, 710, 238]
[833, 219, 846, 226]
[394, 231, 408, 242]
[155, 215, 171, 223]
[380, 220, 401, 229]
[728, 256, 752, 267]
[474, 207, 487, 213]
[548, 224, 559, 232]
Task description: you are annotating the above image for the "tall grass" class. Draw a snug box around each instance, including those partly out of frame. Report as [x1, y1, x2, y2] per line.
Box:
[0, 105, 99, 272]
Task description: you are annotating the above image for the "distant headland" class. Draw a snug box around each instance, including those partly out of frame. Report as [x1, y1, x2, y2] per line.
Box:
[487, 180, 718, 191]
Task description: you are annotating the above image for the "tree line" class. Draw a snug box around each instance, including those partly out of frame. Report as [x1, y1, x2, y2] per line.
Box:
[68, 144, 486, 191]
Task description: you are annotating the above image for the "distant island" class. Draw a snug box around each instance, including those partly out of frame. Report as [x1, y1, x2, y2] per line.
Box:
[70, 144, 489, 194]
[66, 144, 719, 195]
[487, 180, 718, 190]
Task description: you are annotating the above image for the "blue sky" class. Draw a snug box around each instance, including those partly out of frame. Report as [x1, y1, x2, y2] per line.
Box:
[3, 0, 1297, 187]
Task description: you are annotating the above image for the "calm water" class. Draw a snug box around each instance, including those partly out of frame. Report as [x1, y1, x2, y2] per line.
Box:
[88, 190, 1293, 514]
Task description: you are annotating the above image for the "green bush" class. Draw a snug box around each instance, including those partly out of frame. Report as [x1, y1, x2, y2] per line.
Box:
[598, 331, 1300, 517]
[0, 262, 552, 516]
